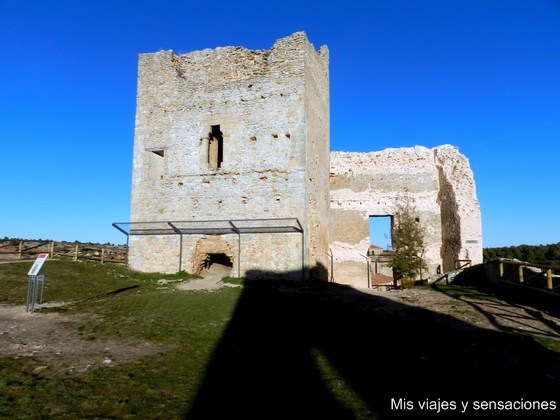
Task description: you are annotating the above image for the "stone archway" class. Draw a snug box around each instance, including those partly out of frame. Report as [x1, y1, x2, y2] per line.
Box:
[191, 236, 236, 275]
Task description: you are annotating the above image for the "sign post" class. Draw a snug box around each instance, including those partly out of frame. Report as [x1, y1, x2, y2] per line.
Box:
[26, 253, 48, 313]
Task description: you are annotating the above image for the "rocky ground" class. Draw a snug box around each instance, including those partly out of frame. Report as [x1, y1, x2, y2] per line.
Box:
[362, 286, 560, 338]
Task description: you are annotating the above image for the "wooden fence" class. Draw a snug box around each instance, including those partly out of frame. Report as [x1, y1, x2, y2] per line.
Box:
[0, 240, 127, 265]
[496, 259, 556, 292]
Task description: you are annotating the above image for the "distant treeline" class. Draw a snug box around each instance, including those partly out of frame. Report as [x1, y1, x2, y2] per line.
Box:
[1, 237, 123, 247]
[483, 243, 560, 271]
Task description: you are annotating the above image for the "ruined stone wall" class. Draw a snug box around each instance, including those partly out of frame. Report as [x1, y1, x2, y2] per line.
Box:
[128, 32, 481, 283]
[129, 33, 329, 276]
[304, 42, 330, 276]
[329, 145, 482, 287]
[434, 146, 483, 270]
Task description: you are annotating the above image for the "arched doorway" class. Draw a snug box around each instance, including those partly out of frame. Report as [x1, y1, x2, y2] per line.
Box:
[192, 236, 236, 276]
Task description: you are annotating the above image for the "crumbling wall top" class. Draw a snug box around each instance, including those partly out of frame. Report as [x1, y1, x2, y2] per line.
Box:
[137, 32, 328, 87]
[138, 31, 327, 61]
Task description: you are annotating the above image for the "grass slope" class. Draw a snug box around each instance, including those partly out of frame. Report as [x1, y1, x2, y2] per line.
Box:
[0, 260, 235, 418]
[1, 260, 559, 418]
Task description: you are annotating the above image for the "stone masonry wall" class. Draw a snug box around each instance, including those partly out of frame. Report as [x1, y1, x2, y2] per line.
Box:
[434, 146, 483, 270]
[129, 33, 329, 276]
[329, 145, 482, 287]
[304, 42, 330, 276]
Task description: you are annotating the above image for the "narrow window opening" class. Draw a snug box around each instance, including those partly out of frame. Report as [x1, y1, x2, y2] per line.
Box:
[369, 215, 393, 251]
[148, 149, 165, 180]
[208, 125, 223, 169]
[369, 215, 395, 279]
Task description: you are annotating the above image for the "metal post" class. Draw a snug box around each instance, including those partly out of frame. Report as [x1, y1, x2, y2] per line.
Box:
[227, 222, 242, 279]
[238, 233, 241, 278]
[31, 276, 39, 313]
[39, 275, 45, 304]
[26, 275, 33, 312]
[112, 223, 130, 268]
[301, 231, 305, 282]
[74, 243, 78, 261]
[166, 222, 184, 273]
[126, 236, 129, 268]
[178, 234, 183, 272]
[18, 241, 22, 260]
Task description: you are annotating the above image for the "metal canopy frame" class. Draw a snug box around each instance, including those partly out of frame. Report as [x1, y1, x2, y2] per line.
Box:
[112, 218, 305, 279]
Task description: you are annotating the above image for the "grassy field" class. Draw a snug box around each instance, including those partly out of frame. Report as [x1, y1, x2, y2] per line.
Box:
[1, 260, 560, 418]
[0, 261, 238, 418]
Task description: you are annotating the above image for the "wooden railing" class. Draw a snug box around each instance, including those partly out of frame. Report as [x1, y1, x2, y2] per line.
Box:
[0, 240, 52, 260]
[0, 240, 127, 265]
[455, 259, 472, 270]
[497, 259, 555, 291]
[433, 259, 473, 285]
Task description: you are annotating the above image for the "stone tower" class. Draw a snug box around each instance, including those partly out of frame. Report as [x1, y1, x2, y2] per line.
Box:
[129, 32, 330, 277]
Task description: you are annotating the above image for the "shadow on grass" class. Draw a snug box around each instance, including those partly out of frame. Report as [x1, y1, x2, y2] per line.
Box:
[186, 266, 560, 419]
[105, 285, 140, 296]
[73, 284, 140, 302]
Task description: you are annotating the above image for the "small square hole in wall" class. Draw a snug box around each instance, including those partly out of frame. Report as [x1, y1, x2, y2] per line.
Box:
[148, 149, 165, 179]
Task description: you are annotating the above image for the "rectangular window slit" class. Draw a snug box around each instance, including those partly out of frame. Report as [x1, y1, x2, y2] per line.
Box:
[208, 125, 223, 169]
[148, 149, 165, 179]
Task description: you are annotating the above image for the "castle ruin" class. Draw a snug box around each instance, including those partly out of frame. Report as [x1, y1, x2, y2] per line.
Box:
[127, 32, 482, 286]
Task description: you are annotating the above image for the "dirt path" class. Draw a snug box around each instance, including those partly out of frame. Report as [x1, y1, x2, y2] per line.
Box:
[176, 263, 240, 291]
[0, 303, 166, 377]
[362, 287, 560, 339]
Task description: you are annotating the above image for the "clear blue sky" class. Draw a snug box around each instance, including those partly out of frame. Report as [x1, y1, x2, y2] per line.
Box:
[1, 0, 559, 247]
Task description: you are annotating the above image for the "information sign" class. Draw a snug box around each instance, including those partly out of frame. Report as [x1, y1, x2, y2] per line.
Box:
[27, 253, 48, 276]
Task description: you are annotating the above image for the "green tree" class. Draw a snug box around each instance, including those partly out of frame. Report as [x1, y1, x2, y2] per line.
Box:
[388, 201, 427, 281]
[483, 242, 560, 270]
